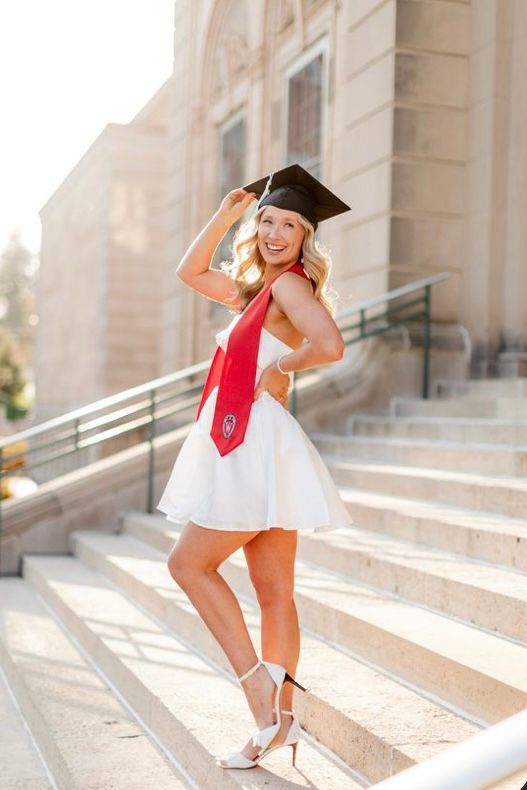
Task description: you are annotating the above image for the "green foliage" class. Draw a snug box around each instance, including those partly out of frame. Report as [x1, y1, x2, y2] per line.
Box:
[0, 229, 37, 333]
[0, 327, 26, 399]
[0, 230, 35, 420]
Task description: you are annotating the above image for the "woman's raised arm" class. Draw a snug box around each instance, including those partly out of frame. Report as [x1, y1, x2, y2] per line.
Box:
[176, 188, 256, 310]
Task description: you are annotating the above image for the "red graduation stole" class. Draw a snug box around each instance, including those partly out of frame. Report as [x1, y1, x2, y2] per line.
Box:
[196, 260, 309, 456]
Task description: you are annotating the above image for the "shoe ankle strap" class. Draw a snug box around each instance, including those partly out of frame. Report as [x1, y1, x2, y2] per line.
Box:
[281, 709, 294, 716]
[237, 659, 262, 683]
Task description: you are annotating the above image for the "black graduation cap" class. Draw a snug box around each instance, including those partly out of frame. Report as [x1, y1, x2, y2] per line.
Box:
[243, 163, 351, 231]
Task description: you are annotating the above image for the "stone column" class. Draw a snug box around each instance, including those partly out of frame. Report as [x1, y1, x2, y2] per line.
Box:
[499, 0, 527, 375]
[462, 0, 512, 375]
[391, 0, 470, 322]
[161, 0, 200, 374]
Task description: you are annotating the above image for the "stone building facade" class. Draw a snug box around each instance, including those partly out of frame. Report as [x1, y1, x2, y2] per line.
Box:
[37, 80, 170, 421]
[37, 0, 527, 422]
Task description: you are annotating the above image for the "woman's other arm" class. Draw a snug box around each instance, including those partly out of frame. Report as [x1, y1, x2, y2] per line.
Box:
[270, 273, 345, 371]
[253, 273, 344, 406]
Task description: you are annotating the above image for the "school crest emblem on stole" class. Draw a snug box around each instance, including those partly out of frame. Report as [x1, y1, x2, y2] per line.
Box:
[222, 413, 236, 439]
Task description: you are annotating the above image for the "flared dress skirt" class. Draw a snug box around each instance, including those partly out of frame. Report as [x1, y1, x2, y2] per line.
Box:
[156, 314, 353, 533]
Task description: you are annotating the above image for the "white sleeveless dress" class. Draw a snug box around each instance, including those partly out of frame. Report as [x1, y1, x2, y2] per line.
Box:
[156, 313, 353, 533]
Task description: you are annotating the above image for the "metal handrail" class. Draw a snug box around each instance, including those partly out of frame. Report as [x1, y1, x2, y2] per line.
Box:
[337, 271, 449, 318]
[0, 358, 210, 448]
[0, 271, 449, 573]
[372, 706, 527, 789]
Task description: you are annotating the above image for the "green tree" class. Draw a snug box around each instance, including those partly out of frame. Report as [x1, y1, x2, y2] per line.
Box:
[0, 229, 37, 333]
[0, 326, 26, 413]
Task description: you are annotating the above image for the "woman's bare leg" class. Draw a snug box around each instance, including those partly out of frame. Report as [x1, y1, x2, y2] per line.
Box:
[235, 527, 299, 760]
[244, 528, 299, 709]
[167, 521, 260, 673]
[166, 521, 278, 731]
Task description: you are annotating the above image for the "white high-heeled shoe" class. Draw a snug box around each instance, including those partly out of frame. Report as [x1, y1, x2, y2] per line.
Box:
[275, 708, 302, 766]
[217, 659, 306, 769]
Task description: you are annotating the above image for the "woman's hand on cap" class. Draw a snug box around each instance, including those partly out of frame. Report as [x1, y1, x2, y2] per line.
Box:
[218, 188, 257, 226]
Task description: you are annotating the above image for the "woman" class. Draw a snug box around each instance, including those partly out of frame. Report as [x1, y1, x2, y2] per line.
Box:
[157, 164, 352, 769]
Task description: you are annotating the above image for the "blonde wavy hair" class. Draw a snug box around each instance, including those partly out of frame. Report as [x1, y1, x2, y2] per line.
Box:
[219, 205, 340, 317]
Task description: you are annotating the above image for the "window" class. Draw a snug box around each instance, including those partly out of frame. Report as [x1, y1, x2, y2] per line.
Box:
[285, 51, 324, 179]
[210, 116, 246, 317]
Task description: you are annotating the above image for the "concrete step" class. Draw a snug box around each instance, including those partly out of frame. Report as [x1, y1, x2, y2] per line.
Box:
[391, 397, 527, 419]
[299, 526, 527, 644]
[325, 459, 527, 520]
[118, 515, 527, 726]
[310, 433, 527, 476]
[69, 525, 481, 784]
[0, 577, 188, 790]
[23, 553, 363, 789]
[345, 415, 527, 446]
[0, 663, 53, 790]
[338, 487, 527, 574]
[126, 510, 527, 644]
[222, 552, 527, 726]
[434, 377, 527, 400]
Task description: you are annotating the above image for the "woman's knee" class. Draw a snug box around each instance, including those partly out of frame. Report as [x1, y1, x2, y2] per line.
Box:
[167, 546, 205, 588]
[167, 521, 256, 588]
[243, 528, 297, 608]
[250, 573, 295, 608]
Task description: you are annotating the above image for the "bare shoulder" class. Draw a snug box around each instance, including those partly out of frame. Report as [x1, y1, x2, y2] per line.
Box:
[271, 272, 313, 299]
[271, 271, 315, 310]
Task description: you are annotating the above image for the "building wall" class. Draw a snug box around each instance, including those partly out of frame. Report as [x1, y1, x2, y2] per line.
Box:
[160, 0, 201, 373]
[390, 0, 469, 321]
[37, 81, 170, 421]
[462, 0, 527, 373]
[36, 134, 110, 422]
[37, 0, 527, 424]
[105, 123, 168, 392]
[502, 0, 527, 357]
[462, 0, 511, 372]
[161, 0, 527, 377]
[160, 0, 471, 374]
[161, 0, 373, 374]
[334, 0, 396, 307]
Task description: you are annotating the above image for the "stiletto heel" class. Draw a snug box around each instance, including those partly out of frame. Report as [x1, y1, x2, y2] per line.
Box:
[284, 670, 307, 692]
[291, 740, 298, 766]
[217, 661, 306, 769]
[279, 709, 301, 767]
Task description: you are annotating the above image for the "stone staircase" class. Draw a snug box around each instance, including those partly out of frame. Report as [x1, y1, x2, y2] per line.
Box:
[2, 378, 527, 788]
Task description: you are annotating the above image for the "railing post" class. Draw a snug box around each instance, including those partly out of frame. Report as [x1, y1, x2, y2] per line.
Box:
[290, 372, 297, 417]
[147, 388, 156, 513]
[422, 285, 431, 399]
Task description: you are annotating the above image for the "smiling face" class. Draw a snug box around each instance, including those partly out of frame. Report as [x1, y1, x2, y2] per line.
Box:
[257, 205, 306, 268]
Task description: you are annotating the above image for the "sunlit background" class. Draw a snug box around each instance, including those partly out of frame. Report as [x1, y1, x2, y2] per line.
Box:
[0, 0, 174, 254]
[2, 5, 527, 788]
